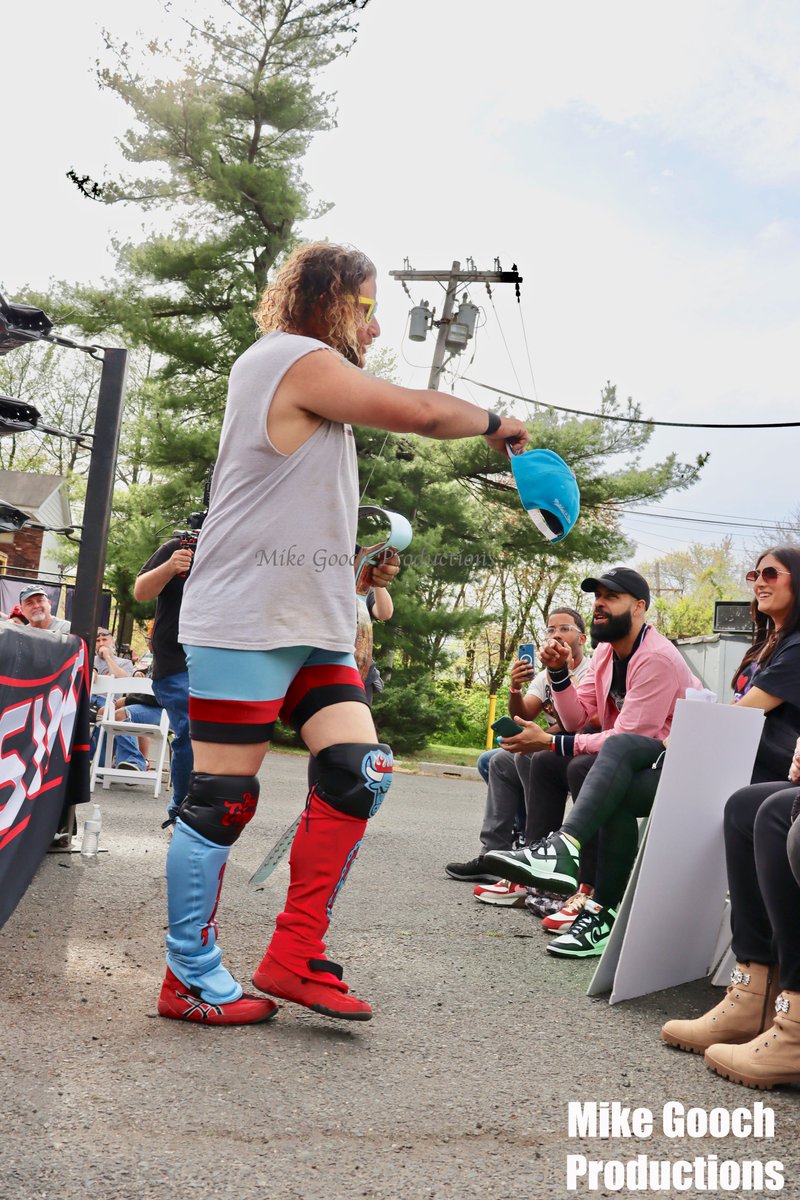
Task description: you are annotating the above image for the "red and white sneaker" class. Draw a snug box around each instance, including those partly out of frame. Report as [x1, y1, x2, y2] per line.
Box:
[473, 879, 529, 907]
[157, 967, 278, 1025]
[541, 884, 594, 932]
[253, 954, 373, 1021]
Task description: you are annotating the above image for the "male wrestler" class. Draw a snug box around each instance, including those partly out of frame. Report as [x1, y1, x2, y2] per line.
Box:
[159, 242, 542, 1026]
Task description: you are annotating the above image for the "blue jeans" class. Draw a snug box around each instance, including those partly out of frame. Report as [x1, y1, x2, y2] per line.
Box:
[477, 749, 498, 784]
[90, 692, 147, 770]
[153, 671, 192, 819]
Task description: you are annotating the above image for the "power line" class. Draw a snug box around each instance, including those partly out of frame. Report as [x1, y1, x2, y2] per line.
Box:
[636, 503, 792, 524]
[463, 377, 800, 430]
[621, 518, 753, 547]
[487, 294, 526, 398]
[616, 508, 789, 532]
[517, 304, 539, 401]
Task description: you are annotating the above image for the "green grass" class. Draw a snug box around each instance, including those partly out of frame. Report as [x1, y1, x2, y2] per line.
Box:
[271, 739, 487, 768]
[406, 741, 487, 767]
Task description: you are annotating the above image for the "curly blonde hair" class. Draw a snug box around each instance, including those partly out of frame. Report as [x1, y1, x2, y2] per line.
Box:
[255, 242, 376, 366]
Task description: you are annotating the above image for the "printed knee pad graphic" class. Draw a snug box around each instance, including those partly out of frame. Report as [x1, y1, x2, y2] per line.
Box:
[315, 742, 393, 819]
[178, 772, 261, 846]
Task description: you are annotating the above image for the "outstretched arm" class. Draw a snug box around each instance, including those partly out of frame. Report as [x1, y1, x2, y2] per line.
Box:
[274, 350, 529, 452]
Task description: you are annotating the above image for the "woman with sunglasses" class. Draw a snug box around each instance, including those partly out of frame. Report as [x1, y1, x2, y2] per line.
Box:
[158, 242, 532, 1027]
[662, 544, 800, 1089]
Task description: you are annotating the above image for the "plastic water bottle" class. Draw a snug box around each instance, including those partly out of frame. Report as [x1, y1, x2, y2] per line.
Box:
[80, 804, 102, 866]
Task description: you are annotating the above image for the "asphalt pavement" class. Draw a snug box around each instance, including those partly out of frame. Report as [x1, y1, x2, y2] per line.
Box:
[2, 753, 798, 1199]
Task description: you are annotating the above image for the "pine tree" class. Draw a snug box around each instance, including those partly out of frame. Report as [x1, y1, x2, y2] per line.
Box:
[30, 0, 372, 630]
[40, 0, 372, 506]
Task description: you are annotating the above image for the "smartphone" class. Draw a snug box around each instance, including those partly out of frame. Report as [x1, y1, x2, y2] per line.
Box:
[518, 643, 535, 668]
[491, 715, 524, 739]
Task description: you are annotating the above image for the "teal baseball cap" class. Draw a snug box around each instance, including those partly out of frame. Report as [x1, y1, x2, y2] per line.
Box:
[509, 448, 580, 543]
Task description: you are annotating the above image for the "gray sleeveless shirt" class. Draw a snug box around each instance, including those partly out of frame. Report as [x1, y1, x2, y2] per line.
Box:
[179, 331, 360, 653]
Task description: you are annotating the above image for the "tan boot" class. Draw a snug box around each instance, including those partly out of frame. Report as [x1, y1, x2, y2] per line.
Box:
[705, 991, 800, 1089]
[661, 962, 779, 1055]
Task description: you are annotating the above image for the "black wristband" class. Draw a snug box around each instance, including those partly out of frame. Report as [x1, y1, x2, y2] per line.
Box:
[485, 411, 502, 435]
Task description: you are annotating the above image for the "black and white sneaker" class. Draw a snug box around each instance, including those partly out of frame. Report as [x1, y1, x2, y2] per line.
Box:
[445, 856, 501, 884]
[546, 899, 616, 958]
[484, 832, 579, 895]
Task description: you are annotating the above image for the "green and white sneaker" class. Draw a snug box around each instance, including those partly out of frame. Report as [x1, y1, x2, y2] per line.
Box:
[546, 899, 616, 958]
[484, 832, 579, 895]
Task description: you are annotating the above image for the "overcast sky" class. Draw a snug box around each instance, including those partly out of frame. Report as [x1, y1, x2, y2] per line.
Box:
[3, 0, 800, 565]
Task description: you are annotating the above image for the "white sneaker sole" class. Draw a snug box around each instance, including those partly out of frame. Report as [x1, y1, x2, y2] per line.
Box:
[475, 891, 527, 907]
[546, 938, 609, 958]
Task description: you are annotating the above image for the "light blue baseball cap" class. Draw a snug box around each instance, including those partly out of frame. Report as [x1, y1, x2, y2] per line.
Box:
[509, 448, 580, 543]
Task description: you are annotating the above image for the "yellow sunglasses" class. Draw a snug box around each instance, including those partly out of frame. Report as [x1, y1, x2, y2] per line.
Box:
[354, 295, 378, 323]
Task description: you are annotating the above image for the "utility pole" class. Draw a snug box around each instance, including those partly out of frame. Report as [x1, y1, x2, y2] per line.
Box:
[390, 259, 522, 390]
[390, 258, 522, 751]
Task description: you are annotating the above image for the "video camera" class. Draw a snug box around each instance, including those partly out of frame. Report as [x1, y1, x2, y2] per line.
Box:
[173, 511, 207, 577]
[174, 510, 207, 553]
[173, 467, 213, 572]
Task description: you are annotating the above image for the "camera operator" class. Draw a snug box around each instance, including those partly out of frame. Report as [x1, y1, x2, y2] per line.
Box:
[134, 528, 199, 824]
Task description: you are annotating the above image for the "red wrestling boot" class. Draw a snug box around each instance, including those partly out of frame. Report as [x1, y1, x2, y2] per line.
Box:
[158, 968, 278, 1025]
[253, 791, 373, 1020]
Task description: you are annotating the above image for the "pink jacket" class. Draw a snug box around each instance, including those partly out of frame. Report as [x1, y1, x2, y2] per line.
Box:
[552, 625, 701, 755]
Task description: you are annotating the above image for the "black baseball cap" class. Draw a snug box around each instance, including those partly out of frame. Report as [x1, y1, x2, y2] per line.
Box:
[581, 567, 650, 608]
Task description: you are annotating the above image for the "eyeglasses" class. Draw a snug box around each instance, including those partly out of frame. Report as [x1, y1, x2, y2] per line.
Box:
[546, 623, 579, 635]
[355, 295, 378, 323]
[745, 567, 792, 584]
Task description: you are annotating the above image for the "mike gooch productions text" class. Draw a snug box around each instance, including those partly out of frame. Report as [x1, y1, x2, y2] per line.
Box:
[565, 1100, 784, 1192]
[255, 546, 494, 571]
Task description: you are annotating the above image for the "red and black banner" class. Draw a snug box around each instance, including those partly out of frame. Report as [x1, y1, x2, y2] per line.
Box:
[0, 625, 91, 930]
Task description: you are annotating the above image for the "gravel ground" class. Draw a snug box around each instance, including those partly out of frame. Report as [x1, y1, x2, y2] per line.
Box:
[2, 753, 798, 1199]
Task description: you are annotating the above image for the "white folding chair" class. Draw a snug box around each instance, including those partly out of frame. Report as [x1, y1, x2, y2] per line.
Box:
[90, 676, 171, 798]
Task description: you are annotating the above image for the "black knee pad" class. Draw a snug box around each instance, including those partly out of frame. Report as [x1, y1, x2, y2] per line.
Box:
[178, 772, 260, 846]
[314, 743, 393, 819]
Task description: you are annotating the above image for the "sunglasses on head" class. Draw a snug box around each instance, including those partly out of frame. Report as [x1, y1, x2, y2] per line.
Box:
[745, 566, 791, 583]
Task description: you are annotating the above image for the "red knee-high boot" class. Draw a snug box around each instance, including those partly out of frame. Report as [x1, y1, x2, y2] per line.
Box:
[253, 790, 372, 1019]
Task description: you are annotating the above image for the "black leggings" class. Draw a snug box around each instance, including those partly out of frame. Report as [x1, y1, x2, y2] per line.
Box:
[560, 734, 664, 910]
[724, 782, 800, 991]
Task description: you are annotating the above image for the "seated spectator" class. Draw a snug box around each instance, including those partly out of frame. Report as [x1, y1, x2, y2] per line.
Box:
[495, 549, 800, 968]
[115, 671, 165, 765]
[445, 608, 589, 913]
[485, 567, 700, 956]
[473, 749, 529, 862]
[96, 692, 168, 766]
[19, 585, 70, 633]
[91, 628, 148, 774]
[657, 547, 800, 1090]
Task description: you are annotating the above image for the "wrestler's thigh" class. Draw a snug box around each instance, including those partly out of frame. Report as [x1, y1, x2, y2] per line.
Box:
[302, 702, 378, 756]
